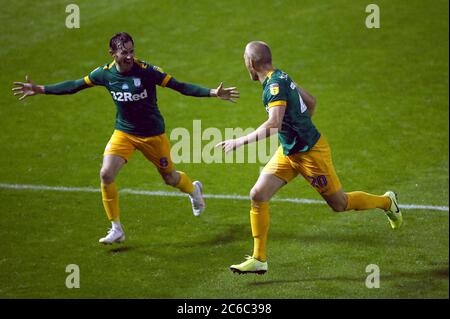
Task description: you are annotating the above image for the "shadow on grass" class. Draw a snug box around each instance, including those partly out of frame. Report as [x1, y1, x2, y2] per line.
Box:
[140, 223, 249, 249]
[198, 223, 249, 246]
[246, 266, 449, 286]
[107, 246, 135, 254]
[101, 224, 248, 260]
[270, 230, 391, 247]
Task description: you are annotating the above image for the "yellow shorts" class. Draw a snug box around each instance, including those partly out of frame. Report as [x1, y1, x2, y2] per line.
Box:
[104, 130, 174, 174]
[262, 135, 342, 196]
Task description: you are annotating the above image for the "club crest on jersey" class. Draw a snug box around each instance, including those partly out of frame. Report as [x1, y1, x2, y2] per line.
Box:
[122, 83, 129, 90]
[133, 77, 141, 87]
[269, 83, 279, 95]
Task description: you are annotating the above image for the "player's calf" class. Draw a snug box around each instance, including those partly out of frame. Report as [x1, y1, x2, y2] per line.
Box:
[161, 172, 179, 186]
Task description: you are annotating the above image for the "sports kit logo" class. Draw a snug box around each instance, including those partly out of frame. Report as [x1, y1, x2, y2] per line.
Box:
[392, 197, 400, 213]
[110, 89, 148, 102]
[133, 77, 141, 87]
[159, 157, 169, 168]
[269, 83, 279, 95]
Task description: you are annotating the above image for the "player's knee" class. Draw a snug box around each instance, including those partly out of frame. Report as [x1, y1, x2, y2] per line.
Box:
[100, 168, 115, 184]
[250, 187, 268, 202]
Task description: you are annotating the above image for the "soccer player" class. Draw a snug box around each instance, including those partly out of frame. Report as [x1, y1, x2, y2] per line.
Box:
[216, 41, 402, 275]
[12, 32, 240, 245]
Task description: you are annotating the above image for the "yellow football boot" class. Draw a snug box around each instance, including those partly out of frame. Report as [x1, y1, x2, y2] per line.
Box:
[384, 191, 403, 229]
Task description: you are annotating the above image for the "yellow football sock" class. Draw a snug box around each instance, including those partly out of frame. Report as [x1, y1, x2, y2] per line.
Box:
[175, 171, 195, 194]
[101, 182, 120, 221]
[346, 191, 390, 211]
[250, 201, 269, 262]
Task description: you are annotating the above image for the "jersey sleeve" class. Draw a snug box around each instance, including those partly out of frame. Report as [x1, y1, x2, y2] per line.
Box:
[165, 77, 211, 97]
[84, 66, 105, 86]
[44, 78, 90, 95]
[264, 79, 288, 108]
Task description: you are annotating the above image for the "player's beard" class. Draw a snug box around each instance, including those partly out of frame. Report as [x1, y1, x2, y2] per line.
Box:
[119, 59, 133, 72]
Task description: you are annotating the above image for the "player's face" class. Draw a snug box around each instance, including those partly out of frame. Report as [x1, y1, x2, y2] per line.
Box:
[112, 41, 135, 72]
[244, 52, 258, 81]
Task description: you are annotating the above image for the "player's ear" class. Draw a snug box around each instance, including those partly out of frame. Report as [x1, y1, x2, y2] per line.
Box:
[109, 48, 115, 58]
[250, 59, 257, 71]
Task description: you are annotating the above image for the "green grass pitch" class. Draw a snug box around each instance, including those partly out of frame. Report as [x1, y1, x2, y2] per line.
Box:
[0, 0, 448, 298]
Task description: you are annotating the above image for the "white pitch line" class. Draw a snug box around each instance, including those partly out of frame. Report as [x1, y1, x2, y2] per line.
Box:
[0, 183, 448, 212]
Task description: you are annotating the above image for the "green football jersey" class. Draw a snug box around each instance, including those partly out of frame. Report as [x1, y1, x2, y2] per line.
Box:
[262, 69, 320, 155]
[85, 59, 171, 137]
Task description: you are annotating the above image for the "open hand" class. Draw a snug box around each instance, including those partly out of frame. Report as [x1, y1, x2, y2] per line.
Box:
[213, 82, 240, 103]
[215, 138, 244, 153]
[12, 75, 43, 100]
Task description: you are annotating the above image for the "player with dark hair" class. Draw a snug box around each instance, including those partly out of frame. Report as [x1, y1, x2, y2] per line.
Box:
[217, 41, 402, 275]
[12, 32, 239, 244]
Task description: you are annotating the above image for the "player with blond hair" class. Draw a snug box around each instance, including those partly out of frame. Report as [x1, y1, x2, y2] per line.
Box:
[217, 41, 402, 274]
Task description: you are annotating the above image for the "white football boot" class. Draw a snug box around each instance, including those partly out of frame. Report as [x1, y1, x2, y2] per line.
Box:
[99, 227, 125, 244]
[230, 256, 268, 275]
[189, 181, 205, 216]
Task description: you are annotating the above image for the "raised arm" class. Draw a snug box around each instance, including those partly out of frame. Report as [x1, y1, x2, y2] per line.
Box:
[12, 75, 92, 100]
[166, 77, 240, 103]
[216, 106, 286, 153]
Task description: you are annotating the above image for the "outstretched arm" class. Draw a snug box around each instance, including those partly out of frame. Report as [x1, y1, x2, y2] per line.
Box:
[166, 78, 240, 103]
[216, 106, 286, 153]
[12, 75, 91, 100]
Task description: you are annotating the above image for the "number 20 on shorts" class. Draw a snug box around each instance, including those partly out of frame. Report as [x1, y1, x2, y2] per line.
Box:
[307, 175, 328, 189]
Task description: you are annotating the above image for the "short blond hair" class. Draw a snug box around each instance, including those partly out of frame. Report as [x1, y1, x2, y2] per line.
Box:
[245, 41, 272, 67]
